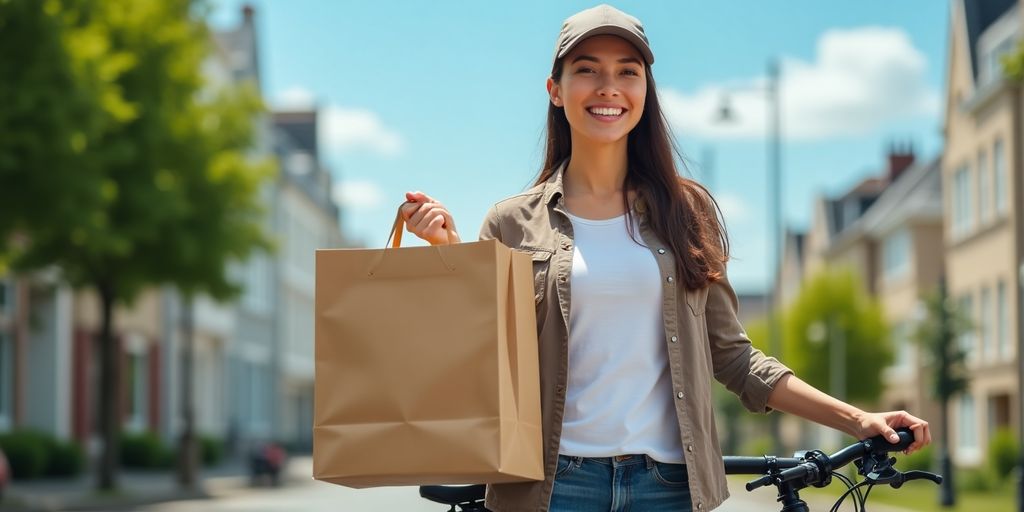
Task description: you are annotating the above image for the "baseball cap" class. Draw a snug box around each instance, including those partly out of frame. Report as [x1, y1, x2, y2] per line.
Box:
[552, 4, 654, 67]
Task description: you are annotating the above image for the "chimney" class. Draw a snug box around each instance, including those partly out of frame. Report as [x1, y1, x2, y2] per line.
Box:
[886, 140, 915, 182]
[242, 4, 255, 24]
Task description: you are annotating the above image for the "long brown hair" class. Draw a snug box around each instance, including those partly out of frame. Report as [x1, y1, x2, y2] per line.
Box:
[535, 58, 730, 290]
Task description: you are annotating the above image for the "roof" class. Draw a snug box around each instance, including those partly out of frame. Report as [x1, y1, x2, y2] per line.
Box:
[962, 0, 1017, 79]
[859, 157, 943, 236]
[273, 111, 319, 158]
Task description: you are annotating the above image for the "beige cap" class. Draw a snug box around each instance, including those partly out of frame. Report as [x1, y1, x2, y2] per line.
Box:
[553, 4, 654, 66]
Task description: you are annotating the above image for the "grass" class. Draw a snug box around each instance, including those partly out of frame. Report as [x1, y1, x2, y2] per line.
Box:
[727, 474, 1015, 511]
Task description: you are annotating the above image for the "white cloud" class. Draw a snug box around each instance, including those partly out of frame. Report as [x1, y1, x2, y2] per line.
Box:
[321, 105, 404, 158]
[275, 86, 317, 110]
[714, 192, 749, 224]
[332, 179, 384, 210]
[662, 27, 940, 140]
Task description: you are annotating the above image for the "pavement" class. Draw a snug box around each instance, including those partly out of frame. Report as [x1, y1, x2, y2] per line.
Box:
[0, 457, 921, 512]
[0, 456, 278, 512]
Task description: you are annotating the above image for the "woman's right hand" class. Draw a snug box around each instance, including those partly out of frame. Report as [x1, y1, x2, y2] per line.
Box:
[400, 191, 461, 246]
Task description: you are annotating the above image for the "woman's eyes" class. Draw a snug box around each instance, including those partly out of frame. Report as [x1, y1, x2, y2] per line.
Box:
[575, 67, 641, 76]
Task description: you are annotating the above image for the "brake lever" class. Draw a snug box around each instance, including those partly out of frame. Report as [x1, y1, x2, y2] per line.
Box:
[861, 455, 900, 485]
[889, 470, 944, 489]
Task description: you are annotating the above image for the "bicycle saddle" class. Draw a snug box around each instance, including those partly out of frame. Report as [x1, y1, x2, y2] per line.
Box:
[419, 484, 487, 505]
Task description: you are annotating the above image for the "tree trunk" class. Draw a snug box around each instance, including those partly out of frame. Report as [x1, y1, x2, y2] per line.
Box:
[176, 293, 198, 488]
[939, 397, 955, 507]
[12, 278, 30, 428]
[97, 281, 119, 491]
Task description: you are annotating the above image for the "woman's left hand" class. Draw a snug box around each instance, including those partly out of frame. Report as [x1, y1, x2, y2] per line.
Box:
[852, 410, 931, 454]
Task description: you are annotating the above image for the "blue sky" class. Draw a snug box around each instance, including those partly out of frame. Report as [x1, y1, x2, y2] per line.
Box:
[210, 1, 949, 293]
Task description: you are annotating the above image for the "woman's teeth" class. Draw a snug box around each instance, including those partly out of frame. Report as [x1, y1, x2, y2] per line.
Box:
[588, 107, 623, 116]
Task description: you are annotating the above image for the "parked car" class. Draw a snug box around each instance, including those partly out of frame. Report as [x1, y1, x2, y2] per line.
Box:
[0, 446, 9, 499]
[249, 441, 286, 487]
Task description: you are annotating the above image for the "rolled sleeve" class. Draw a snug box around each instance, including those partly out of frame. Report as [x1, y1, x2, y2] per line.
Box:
[706, 274, 793, 413]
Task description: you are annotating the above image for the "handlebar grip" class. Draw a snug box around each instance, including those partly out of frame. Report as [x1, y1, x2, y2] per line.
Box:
[745, 475, 773, 492]
[866, 427, 915, 452]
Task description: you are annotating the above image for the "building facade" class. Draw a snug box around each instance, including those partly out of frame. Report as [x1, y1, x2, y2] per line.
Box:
[942, 0, 1021, 466]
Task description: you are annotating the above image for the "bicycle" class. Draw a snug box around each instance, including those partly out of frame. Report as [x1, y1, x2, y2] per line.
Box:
[419, 427, 942, 512]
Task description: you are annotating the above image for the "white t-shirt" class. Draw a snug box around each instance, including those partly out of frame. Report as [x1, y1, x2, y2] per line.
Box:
[557, 211, 685, 463]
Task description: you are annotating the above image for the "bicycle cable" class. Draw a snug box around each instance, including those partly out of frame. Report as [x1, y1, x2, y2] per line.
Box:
[829, 471, 863, 511]
[829, 481, 871, 512]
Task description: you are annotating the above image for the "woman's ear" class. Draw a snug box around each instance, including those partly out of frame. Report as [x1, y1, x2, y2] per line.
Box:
[546, 77, 562, 107]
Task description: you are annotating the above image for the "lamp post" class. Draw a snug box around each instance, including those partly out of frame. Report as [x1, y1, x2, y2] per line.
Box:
[716, 58, 784, 453]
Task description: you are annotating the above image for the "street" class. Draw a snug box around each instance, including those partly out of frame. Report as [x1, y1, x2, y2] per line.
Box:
[139, 457, 899, 512]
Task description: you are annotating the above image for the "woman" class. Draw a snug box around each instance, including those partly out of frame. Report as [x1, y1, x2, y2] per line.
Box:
[400, 5, 931, 512]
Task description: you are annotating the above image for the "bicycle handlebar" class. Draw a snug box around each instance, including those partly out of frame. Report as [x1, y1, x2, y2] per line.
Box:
[732, 428, 936, 492]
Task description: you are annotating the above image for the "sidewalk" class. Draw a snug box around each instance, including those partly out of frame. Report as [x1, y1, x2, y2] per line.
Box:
[0, 456, 305, 512]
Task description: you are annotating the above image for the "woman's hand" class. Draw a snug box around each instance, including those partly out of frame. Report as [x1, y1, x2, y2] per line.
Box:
[766, 375, 932, 455]
[400, 191, 460, 246]
[851, 410, 932, 455]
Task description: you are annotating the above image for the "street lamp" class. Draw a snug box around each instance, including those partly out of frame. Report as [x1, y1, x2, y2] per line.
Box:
[715, 58, 784, 454]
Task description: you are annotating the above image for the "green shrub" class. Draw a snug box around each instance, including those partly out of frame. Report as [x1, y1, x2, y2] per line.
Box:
[900, 444, 934, 472]
[988, 428, 1018, 481]
[0, 430, 49, 479]
[200, 436, 223, 467]
[959, 467, 996, 492]
[741, 436, 776, 457]
[120, 432, 172, 469]
[46, 440, 84, 477]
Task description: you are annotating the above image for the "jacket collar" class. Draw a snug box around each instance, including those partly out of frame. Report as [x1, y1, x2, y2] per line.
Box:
[541, 160, 569, 206]
[541, 159, 651, 220]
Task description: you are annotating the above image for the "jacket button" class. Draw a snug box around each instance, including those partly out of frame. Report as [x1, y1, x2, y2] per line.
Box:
[666, 276, 674, 283]
[670, 336, 678, 343]
[676, 391, 684, 399]
[657, 248, 666, 254]
[687, 444, 694, 453]
[697, 502, 703, 510]
[561, 241, 572, 250]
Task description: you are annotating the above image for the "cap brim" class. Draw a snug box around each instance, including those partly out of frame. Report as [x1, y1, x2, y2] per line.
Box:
[556, 25, 654, 66]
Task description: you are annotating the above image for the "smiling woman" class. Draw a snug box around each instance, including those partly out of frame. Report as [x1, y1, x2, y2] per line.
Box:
[398, 4, 932, 512]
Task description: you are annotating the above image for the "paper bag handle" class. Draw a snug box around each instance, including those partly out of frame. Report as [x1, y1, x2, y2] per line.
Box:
[367, 203, 458, 277]
[386, 202, 458, 249]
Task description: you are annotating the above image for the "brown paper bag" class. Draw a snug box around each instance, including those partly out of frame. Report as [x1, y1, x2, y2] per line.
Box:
[313, 208, 543, 488]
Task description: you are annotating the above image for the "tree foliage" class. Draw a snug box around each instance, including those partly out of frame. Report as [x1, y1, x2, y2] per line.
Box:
[912, 284, 970, 404]
[745, 268, 892, 404]
[0, 0, 274, 489]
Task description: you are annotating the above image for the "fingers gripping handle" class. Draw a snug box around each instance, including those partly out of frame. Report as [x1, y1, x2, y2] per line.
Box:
[368, 203, 457, 277]
[387, 202, 457, 248]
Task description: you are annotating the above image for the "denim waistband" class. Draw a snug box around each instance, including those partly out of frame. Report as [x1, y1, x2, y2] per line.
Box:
[559, 454, 685, 469]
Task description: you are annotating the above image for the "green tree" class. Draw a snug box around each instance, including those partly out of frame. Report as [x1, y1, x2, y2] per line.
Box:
[780, 268, 891, 404]
[0, 0, 273, 491]
[912, 280, 970, 507]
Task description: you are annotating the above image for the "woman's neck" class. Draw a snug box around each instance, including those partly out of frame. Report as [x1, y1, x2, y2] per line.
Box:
[564, 138, 629, 197]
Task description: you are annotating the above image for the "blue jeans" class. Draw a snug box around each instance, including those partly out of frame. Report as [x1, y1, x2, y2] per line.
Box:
[548, 454, 693, 511]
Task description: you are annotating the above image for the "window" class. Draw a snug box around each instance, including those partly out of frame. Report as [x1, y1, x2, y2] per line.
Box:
[957, 394, 978, 454]
[981, 36, 1016, 86]
[994, 139, 1008, 216]
[124, 351, 148, 432]
[242, 252, 271, 314]
[958, 294, 976, 363]
[998, 281, 1009, 358]
[978, 150, 990, 223]
[883, 229, 911, 281]
[0, 332, 11, 430]
[891, 321, 913, 371]
[980, 287, 992, 360]
[952, 165, 974, 238]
